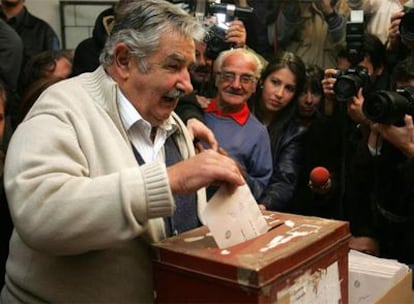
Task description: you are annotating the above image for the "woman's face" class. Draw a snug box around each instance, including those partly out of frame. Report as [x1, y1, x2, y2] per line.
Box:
[261, 67, 297, 113]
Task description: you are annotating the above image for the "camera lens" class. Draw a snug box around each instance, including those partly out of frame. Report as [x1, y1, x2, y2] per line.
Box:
[399, 11, 414, 44]
[363, 90, 412, 125]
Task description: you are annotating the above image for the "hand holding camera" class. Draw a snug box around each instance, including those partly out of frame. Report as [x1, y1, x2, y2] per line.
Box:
[370, 114, 414, 158]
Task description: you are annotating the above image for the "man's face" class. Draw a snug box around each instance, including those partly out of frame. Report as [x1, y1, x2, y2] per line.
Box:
[190, 41, 213, 85]
[121, 32, 195, 126]
[215, 52, 257, 111]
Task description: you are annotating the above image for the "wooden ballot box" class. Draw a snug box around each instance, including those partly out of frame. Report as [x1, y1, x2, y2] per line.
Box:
[152, 211, 351, 303]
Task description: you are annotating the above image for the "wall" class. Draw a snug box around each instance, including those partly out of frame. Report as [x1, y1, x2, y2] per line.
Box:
[25, 0, 115, 50]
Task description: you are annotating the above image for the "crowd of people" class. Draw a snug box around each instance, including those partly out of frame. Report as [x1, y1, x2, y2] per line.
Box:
[1, 0, 414, 301]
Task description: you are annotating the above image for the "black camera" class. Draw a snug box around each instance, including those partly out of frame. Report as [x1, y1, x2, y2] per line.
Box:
[204, 23, 231, 60]
[333, 10, 371, 102]
[333, 66, 371, 102]
[363, 87, 414, 125]
[202, 2, 253, 60]
[400, 6, 414, 45]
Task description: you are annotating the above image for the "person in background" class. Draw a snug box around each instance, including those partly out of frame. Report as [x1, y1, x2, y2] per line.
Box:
[0, 0, 60, 66]
[348, 55, 414, 264]
[303, 33, 389, 220]
[347, 0, 408, 45]
[0, 80, 10, 289]
[269, 0, 350, 69]
[71, 0, 134, 76]
[11, 49, 72, 129]
[248, 51, 306, 211]
[0, 18, 22, 142]
[203, 48, 272, 201]
[176, 51, 307, 211]
[296, 64, 324, 127]
[1, 1, 244, 302]
[20, 50, 73, 92]
[0, 18, 22, 96]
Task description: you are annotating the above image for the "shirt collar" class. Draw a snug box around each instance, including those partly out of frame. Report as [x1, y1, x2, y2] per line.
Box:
[117, 89, 177, 136]
[206, 99, 250, 125]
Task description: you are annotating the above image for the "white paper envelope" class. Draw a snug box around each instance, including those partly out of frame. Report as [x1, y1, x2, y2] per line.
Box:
[203, 184, 269, 248]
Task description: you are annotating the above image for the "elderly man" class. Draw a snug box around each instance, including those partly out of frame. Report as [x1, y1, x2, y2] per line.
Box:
[1, 1, 244, 302]
[204, 48, 272, 200]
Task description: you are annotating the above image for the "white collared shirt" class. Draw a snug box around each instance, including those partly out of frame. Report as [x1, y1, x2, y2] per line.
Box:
[117, 90, 177, 163]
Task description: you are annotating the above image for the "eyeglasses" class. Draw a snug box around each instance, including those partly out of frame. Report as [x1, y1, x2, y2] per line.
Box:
[217, 71, 258, 85]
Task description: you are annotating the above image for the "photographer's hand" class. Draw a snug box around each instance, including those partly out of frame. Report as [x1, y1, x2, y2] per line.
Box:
[347, 88, 370, 125]
[321, 68, 338, 115]
[371, 114, 414, 158]
[225, 20, 246, 48]
[386, 11, 404, 51]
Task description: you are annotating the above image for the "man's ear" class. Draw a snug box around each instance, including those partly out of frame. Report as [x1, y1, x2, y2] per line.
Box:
[113, 43, 132, 78]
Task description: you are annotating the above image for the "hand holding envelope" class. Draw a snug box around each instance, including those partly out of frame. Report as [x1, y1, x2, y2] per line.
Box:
[203, 184, 269, 249]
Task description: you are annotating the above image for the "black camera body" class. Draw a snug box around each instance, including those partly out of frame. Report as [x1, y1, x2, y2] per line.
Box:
[400, 6, 414, 45]
[333, 10, 371, 102]
[334, 66, 371, 102]
[203, 2, 253, 60]
[204, 23, 232, 60]
[363, 86, 414, 125]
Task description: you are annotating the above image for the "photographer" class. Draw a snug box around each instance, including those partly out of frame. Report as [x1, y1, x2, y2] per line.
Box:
[295, 33, 388, 221]
[348, 55, 414, 266]
[347, 0, 407, 45]
[269, 0, 350, 69]
[386, 6, 414, 69]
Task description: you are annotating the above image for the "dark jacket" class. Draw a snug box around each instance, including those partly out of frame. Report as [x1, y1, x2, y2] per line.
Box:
[0, 6, 59, 65]
[259, 118, 306, 211]
[71, 7, 114, 76]
[350, 138, 414, 265]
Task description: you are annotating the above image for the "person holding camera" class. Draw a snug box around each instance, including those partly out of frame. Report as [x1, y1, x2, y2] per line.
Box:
[347, 0, 408, 45]
[348, 55, 414, 265]
[297, 33, 387, 215]
[386, 4, 414, 70]
[268, 0, 350, 69]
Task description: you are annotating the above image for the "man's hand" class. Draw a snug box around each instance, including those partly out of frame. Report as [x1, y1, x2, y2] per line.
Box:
[347, 88, 370, 125]
[167, 149, 245, 194]
[371, 114, 414, 158]
[387, 11, 404, 51]
[186, 118, 218, 151]
[322, 68, 338, 115]
[225, 20, 246, 48]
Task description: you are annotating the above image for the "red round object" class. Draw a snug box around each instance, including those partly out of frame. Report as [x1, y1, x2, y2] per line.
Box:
[309, 167, 330, 187]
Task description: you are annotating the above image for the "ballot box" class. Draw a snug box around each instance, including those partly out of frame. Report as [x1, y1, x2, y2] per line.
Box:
[152, 211, 351, 303]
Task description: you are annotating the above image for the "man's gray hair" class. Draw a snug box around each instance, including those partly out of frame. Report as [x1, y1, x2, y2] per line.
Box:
[100, 0, 205, 72]
[214, 48, 264, 77]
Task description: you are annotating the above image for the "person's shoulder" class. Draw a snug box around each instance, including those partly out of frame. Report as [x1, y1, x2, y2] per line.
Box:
[23, 7, 55, 31]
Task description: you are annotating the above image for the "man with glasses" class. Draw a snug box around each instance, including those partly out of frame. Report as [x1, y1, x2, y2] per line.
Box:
[203, 48, 273, 200]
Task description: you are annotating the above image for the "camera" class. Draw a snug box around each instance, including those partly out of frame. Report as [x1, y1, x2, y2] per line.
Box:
[399, 6, 414, 45]
[204, 23, 232, 60]
[363, 87, 414, 125]
[202, 2, 253, 60]
[333, 10, 371, 102]
[333, 66, 371, 102]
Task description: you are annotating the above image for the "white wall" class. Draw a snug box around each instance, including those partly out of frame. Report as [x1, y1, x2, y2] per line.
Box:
[25, 0, 115, 50]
